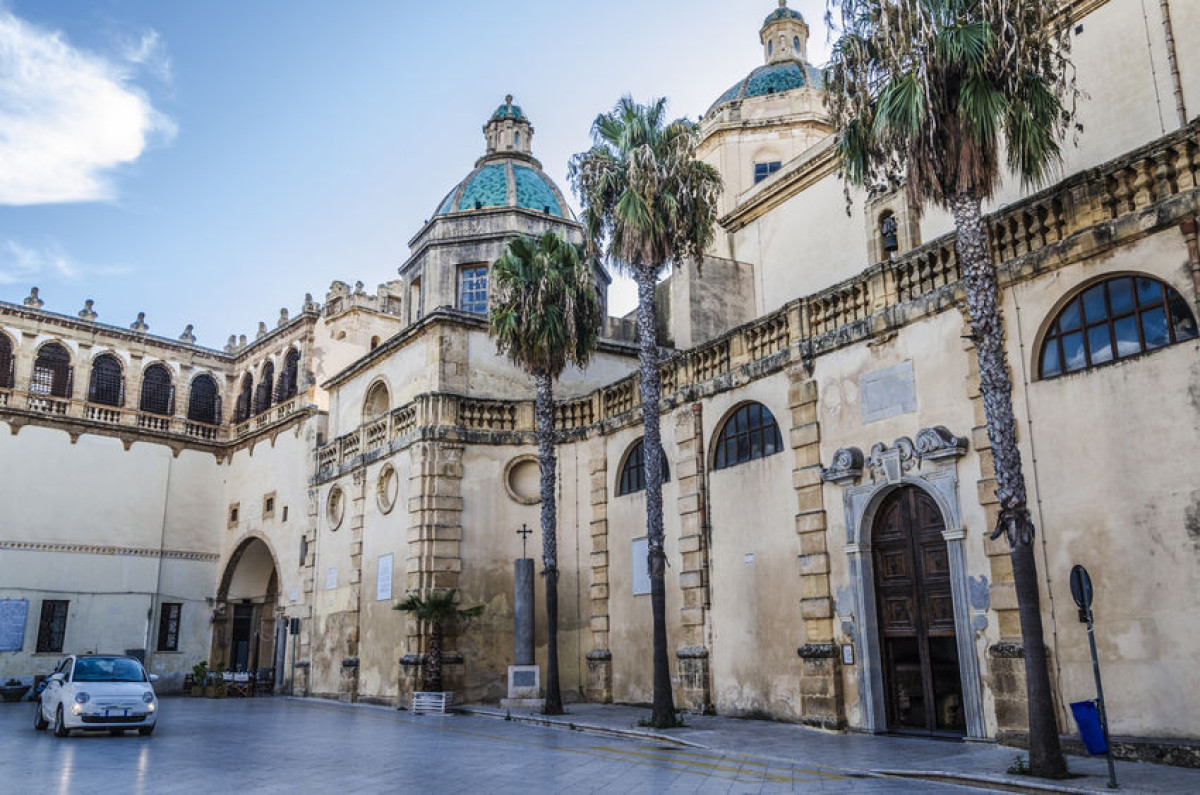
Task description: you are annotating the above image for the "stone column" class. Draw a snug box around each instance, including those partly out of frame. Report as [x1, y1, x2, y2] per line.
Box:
[584, 451, 612, 702]
[513, 559, 535, 665]
[339, 467, 366, 703]
[789, 369, 844, 729]
[674, 404, 712, 712]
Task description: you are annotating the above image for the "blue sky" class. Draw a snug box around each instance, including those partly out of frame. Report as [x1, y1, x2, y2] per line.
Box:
[0, 1, 830, 347]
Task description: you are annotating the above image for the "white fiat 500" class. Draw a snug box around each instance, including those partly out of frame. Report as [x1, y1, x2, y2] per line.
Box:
[35, 655, 158, 737]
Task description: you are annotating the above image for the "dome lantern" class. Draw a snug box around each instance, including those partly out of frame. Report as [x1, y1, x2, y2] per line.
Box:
[760, 0, 808, 64]
[484, 94, 534, 157]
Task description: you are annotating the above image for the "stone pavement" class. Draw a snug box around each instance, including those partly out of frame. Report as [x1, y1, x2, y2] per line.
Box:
[460, 702, 1200, 793]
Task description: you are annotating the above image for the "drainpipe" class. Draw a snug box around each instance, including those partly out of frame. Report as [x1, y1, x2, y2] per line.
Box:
[1181, 218, 1200, 301]
[1160, 0, 1188, 127]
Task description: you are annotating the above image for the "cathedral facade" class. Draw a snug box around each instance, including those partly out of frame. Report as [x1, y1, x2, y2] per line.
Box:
[3, 0, 1200, 762]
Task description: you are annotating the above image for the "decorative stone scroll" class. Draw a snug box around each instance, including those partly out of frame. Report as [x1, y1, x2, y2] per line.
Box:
[865, 426, 968, 483]
[821, 447, 863, 485]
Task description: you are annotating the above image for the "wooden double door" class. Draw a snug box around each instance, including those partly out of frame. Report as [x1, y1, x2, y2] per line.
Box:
[872, 487, 965, 736]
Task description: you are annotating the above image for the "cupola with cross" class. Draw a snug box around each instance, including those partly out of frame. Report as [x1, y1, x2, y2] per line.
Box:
[484, 94, 534, 158]
[761, 0, 809, 64]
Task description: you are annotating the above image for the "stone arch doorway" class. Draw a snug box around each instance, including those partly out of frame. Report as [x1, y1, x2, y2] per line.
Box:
[212, 537, 281, 676]
[872, 486, 964, 736]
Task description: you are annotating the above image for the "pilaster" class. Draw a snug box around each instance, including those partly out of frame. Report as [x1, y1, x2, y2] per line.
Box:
[584, 451, 612, 702]
[788, 368, 844, 728]
[674, 404, 712, 712]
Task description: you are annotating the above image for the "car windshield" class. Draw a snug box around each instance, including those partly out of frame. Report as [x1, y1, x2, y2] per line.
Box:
[72, 657, 146, 683]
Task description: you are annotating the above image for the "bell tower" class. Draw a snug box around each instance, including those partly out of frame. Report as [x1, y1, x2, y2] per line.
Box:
[760, 0, 809, 64]
[484, 95, 534, 158]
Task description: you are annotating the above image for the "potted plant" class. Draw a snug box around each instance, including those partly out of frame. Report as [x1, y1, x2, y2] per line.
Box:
[208, 670, 227, 698]
[190, 662, 208, 697]
[394, 589, 482, 713]
[1, 678, 30, 703]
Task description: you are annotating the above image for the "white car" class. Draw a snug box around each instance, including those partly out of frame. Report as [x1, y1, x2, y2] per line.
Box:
[34, 655, 158, 737]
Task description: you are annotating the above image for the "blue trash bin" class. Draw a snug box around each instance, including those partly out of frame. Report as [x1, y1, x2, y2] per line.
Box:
[1070, 700, 1109, 755]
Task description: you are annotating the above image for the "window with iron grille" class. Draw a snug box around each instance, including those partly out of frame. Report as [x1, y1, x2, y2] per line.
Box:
[156, 603, 181, 651]
[0, 333, 13, 389]
[459, 265, 488, 314]
[753, 161, 782, 183]
[713, 402, 783, 470]
[139, 363, 175, 416]
[234, 375, 254, 423]
[617, 439, 671, 496]
[255, 362, 275, 415]
[36, 600, 69, 653]
[1039, 275, 1199, 379]
[275, 349, 300, 402]
[88, 353, 125, 407]
[187, 374, 221, 424]
[31, 342, 73, 398]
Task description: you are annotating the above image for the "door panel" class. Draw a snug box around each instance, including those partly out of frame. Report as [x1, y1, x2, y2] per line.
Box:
[872, 487, 965, 735]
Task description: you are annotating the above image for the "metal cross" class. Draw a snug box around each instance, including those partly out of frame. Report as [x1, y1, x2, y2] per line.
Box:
[516, 524, 533, 558]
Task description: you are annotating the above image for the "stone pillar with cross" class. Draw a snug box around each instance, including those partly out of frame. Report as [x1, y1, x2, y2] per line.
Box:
[502, 524, 543, 709]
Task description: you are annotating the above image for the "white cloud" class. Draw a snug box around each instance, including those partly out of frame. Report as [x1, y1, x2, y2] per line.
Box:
[0, 9, 176, 205]
[122, 29, 172, 84]
[0, 239, 131, 285]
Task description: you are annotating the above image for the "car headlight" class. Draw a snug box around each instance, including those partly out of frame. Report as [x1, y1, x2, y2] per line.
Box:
[74, 692, 90, 704]
[142, 692, 155, 704]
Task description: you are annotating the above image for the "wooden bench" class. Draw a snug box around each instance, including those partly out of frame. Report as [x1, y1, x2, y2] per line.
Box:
[411, 691, 451, 715]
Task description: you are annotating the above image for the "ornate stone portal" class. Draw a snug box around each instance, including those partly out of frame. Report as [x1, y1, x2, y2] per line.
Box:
[823, 427, 987, 739]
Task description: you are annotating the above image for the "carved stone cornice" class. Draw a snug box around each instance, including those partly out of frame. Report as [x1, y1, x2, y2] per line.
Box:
[0, 539, 219, 562]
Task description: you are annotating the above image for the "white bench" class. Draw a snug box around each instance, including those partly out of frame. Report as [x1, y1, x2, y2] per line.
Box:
[411, 691, 451, 715]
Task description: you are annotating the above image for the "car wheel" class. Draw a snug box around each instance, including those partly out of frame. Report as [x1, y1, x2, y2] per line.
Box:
[33, 702, 49, 731]
[53, 706, 70, 738]
[137, 724, 155, 737]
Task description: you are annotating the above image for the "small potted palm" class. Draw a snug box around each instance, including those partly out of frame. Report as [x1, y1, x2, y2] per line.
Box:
[1, 678, 30, 703]
[190, 662, 208, 697]
[394, 589, 482, 713]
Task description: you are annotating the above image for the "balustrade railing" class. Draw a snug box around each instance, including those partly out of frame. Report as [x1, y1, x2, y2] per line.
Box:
[0, 389, 9, 407]
[364, 415, 389, 451]
[459, 398, 517, 431]
[555, 396, 594, 430]
[85, 405, 123, 425]
[137, 413, 172, 433]
[27, 394, 69, 416]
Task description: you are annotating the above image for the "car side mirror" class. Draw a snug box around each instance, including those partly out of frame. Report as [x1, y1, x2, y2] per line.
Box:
[49, 673, 64, 682]
[148, 674, 159, 683]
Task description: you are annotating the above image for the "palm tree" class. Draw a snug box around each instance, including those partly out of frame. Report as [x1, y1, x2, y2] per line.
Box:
[570, 97, 722, 729]
[489, 231, 602, 715]
[825, 0, 1079, 778]
[394, 589, 483, 693]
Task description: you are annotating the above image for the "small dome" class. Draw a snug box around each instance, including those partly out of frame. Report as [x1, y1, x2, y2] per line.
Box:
[707, 61, 824, 116]
[764, 3, 803, 26]
[492, 94, 524, 121]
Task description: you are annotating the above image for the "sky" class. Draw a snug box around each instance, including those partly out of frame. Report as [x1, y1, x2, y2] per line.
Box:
[0, 0, 832, 348]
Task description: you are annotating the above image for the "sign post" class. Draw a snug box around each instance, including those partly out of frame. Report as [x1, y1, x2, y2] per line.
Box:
[1070, 564, 1118, 789]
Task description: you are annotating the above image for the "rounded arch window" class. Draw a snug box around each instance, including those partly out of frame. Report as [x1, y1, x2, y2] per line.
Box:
[616, 439, 671, 496]
[712, 402, 783, 470]
[32, 342, 72, 398]
[188, 374, 221, 425]
[1039, 275, 1198, 379]
[0, 333, 13, 389]
[793, 36, 800, 54]
[254, 361, 275, 415]
[364, 380, 390, 419]
[140, 363, 175, 416]
[275, 348, 300, 402]
[88, 353, 125, 407]
[234, 373, 254, 423]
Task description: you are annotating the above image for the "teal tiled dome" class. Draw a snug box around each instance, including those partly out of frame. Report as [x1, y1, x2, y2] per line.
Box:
[706, 61, 824, 116]
[492, 96, 524, 121]
[764, 5, 803, 26]
[435, 160, 565, 217]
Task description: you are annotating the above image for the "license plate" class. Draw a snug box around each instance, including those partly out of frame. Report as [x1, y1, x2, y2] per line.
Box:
[105, 708, 129, 717]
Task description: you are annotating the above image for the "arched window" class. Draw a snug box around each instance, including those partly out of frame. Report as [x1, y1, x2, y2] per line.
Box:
[793, 35, 800, 54]
[188, 374, 221, 425]
[1039, 275, 1198, 379]
[254, 361, 274, 415]
[0, 333, 14, 390]
[768, 40, 773, 57]
[234, 374, 254, 423]
[617, 439, 671, 496]
[87, 354, 125, 407]
[713, 402, 783, 470]
[31, 342, 72, 398]
[364, 381, 390, 419]
[140, 363, 175, 416]
[275, 349, 300, 403]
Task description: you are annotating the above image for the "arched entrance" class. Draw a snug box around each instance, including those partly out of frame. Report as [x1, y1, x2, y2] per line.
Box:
[872, 486, 965, 735]
[212, 537, 281, 675]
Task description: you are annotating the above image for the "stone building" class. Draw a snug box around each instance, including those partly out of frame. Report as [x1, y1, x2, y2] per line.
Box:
[3, 0, 1200, 764]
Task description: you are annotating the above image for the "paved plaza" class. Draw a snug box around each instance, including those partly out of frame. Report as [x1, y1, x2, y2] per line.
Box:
[3, 697, 972, 794]
[5, 696, 1200, 793]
